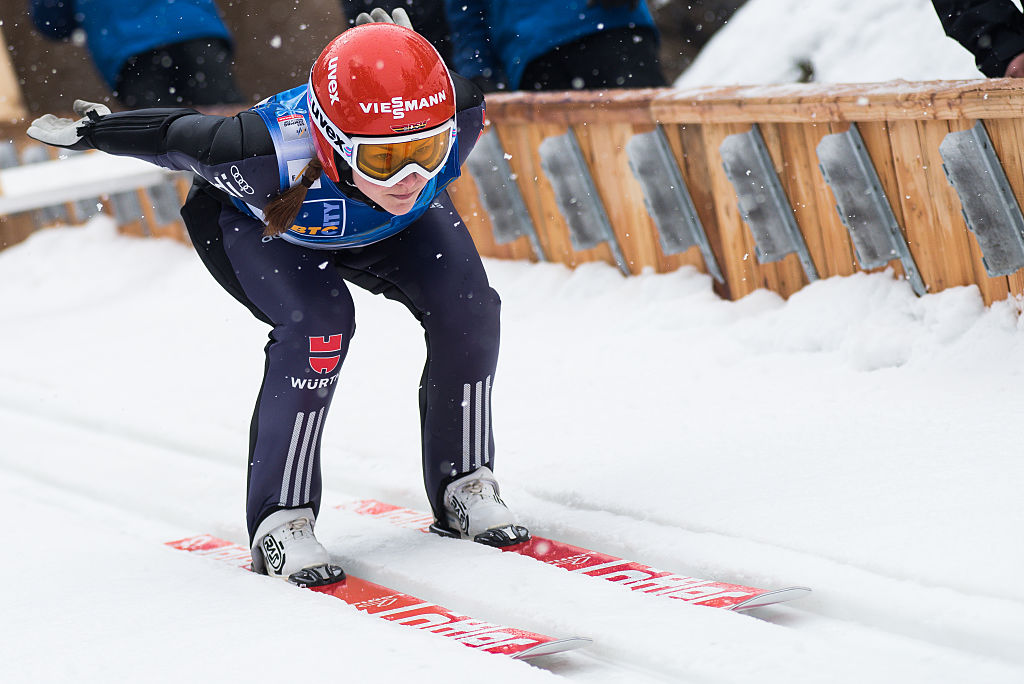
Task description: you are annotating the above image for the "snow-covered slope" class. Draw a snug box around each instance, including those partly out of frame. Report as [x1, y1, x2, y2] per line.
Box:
[1, 219, 1022, 682]
[676, 0, 984, 86]
[5, 1, 1024, 678]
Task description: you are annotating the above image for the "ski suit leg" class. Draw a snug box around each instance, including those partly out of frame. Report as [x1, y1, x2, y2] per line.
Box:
[214, 208, 357, 541]
[333, 193, 500, 522]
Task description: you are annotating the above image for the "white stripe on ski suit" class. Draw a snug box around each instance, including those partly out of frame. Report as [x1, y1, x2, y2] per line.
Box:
[474, 380, 483, 470]
[292, 407, 323, 506]
[462, 375, 492, 473]
[280, 412, 305, 505]
[302, 408, 325, 503]
[280, 408, 324, 508]
[462, 384, 471, 472]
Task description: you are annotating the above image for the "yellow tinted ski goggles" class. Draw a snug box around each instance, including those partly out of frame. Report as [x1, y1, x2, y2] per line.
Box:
[350, 121, 456, 186]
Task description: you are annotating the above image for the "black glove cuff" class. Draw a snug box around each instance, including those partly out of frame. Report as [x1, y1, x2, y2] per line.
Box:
[82, 108, 199, 156]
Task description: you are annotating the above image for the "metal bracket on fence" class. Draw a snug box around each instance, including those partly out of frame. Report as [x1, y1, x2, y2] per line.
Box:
[0, 141, 18, 170]
[464, 130, 544, 259]
[147, 181, 183, 226]
[719, 124, 819, 282]
[19, 144, 70, 226]
[817, 123, 926, 295]
[939, 120, 1024, 277]
[110, 188, 148, 234]
[539, 128, 629, 275]
[626, 126, 724, 283]
[64, 150, 103, 222]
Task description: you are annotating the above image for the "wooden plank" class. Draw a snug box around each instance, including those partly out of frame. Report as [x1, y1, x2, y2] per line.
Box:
[447, 175, 493, 256]
[926, 119, 1009, 305]
[483, 88, 660, 125]
[172, 177, 193, 246]
[140, 186, 188, 243]
[541, 120, 619, 270]
[446, 171, 530, 261]
[615, 121, 706, 275]
[156, 220, 187, 243]
[485, 80, 1024, 127]
[498, 122, 591, 268]
[886, 119, 948, 294]
[804, 120, 909, 281]
[764, 121, 839, 280]
[136, 188, 161, 237]
[573, 121, 662, 275]
[887, 119, 991, 297]
[662, 123, 732, 298]
[649, 79, 1024, 125]
[495, 122, 563, 265]
[630, 122, 710, 276]
[0, 213, 37, 249]
[499, 121, 619, 271]
[112, 190, 146, 237]
[765, 122, 823, 279]
[698, 122, 766, 300]
[800, 121, 861, 278]
[753, 123, 813, 297]
[174, 176, 192, 206]
[854, 121, 910, 284]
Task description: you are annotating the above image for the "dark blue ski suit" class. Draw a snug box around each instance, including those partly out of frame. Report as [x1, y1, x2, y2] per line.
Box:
[77, 74, 497, 539]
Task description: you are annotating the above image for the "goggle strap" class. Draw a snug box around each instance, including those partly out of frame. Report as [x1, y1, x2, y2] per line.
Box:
[307, 76, 354, 162]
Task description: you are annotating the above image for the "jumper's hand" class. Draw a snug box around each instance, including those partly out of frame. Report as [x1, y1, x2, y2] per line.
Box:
[27, 99, 110, 150]
[355, 7, 414, 30]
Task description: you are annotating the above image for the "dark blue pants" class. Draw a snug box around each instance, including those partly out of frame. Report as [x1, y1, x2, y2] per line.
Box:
[184, 188, 500, 540]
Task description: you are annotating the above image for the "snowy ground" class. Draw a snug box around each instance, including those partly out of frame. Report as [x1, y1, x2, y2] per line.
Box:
[676, 0, 985, 86]
[1, 218, 1022, 682]
[4, 0, 1024, 680]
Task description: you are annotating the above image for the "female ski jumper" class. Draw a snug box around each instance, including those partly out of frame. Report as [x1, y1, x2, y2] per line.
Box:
[33, 25, 512, 556]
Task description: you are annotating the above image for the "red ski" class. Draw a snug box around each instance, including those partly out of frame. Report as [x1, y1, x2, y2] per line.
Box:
[166, 534, 590, 659]
[337, 499, 811, 611]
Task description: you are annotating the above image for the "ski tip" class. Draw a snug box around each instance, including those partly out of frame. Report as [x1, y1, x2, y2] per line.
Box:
[732, 586, 812, 611]
[513, 637, 593, 659]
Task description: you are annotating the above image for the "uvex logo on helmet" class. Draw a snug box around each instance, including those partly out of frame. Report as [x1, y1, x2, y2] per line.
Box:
[326, 56, 339, 104]
[308, 89, 341, 145]
[359, 90, 448, 121]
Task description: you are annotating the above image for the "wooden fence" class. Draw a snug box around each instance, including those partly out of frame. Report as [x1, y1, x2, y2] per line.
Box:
[450, 78, 1024, 305]
[5, 78, 1024, 305]
[0, 145, 190, 247]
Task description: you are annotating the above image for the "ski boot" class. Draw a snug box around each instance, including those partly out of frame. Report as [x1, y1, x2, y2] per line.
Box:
[430, 466, 530, 547]
[250, 508, 346, 587]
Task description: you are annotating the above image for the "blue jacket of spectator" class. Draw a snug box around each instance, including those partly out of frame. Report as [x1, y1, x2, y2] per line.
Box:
[444, 0, 657, 90]
[30, 0, 232, 89]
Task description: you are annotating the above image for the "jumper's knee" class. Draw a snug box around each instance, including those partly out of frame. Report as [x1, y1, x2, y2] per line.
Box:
[422, 285, 500, 353]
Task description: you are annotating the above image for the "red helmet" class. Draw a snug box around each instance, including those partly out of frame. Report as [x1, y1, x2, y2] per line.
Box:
[307, 23, 456, 184]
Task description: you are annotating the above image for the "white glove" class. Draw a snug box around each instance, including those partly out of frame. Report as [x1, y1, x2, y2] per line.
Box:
[26, 99, 111, 150]
[355, 7, 413, 29]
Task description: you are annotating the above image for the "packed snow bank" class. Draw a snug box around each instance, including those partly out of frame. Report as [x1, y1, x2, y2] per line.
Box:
[676, 0, 984, 86]
[1, 220, 1021, 682]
